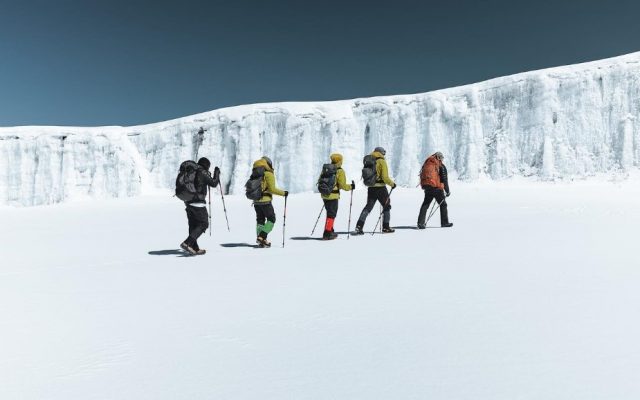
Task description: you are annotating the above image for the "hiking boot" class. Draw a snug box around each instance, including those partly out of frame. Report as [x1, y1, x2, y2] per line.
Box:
[353, 225, 364, 235]
[417, 223, 426, 229]
[441, 222, 453, 228]
[323, 231, 338, 240]
[382, 227, 395, 233]
[180, 241, 197, 255]
[257, 236, 272, 248]
[195, 249, 206, 255]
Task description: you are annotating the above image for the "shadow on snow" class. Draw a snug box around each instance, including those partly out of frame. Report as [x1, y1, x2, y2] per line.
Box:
[219, 242, 261, 248]
[148, 249, 192, 257]
[393, 225, 420, 230]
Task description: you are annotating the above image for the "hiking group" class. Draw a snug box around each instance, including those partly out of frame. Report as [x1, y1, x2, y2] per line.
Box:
[175, 149, 453, 255]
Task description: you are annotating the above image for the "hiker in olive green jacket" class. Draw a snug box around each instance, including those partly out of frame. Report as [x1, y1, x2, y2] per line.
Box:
[354, 147, 396, 234]
[251, 156, 288, 248]
[318, 153, 355, 240]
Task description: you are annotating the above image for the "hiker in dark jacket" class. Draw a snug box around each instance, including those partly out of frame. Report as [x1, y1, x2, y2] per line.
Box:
[181, 157, 220, 255]
[417, 152, 453, 228]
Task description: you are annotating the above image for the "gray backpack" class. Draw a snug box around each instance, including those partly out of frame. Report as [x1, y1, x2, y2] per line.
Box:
[361, 155, 377, 187]
[317, 164, 338, 195]
[245, 167, 265, 200]
[175, 160, 200, 201]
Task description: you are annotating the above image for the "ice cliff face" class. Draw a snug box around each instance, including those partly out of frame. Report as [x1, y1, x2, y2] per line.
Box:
[2, 52, 640, 206]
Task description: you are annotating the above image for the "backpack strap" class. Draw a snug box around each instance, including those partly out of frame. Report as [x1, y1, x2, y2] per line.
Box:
[261, 172, 272, 199]
[332, 167, 342, 194]
[375, 159, 384, 184]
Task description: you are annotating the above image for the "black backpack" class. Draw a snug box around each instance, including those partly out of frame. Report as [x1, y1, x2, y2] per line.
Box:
[175, 160, 200, 201]
[317, 163, 338, 195]
[362, 155, 377, 187]
[245, 167, 266, 200]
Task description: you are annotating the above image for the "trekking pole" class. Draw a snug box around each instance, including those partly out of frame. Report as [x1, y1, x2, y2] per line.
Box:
[426, 196, 447, 225]
[424, 200, 434, 225]
[282, 195, 288, 248]
[347, 182, 354, 240]
[310, 204, 325, 236]
[208, 186, 212, 236]
[371, 187, 395, 235]
[218, 180, 230, 232]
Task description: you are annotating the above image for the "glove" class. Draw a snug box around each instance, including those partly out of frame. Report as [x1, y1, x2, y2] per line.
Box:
[392, 183, 397, 189]
[284, 191, 289, 197]
[444, 189, 450, 197]
[351, 181, 356, 190]
[213, 166, 220, 179]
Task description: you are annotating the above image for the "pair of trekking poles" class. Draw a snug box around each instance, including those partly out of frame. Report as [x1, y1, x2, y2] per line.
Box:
[369, 187, 445, 232]
[309, 186, 391, 237]
[310, 181, 357, 239]
[423, 193, 446, 227]
[207, 176, 290, 248]
[310, 184, 388, 237]
[310, 186, 446, 236]
[208, 185, 291, 249]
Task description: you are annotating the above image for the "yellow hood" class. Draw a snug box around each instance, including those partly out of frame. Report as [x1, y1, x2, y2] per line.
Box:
[330, 153, 343, 167]
[371, 151, 385, 159]
[253, 158, 273, 172]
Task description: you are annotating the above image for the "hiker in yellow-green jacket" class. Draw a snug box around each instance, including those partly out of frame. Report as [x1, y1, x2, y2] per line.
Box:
[317, 153, 355, 240]
[354, 147, 396, 234]
[248, 156, 288, 248]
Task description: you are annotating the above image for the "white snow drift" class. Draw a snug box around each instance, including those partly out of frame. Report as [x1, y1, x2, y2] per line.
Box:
[1, 52, 640, 206]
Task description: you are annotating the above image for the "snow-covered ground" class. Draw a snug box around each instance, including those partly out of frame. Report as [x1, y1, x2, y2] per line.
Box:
[2, 180, 639, 399]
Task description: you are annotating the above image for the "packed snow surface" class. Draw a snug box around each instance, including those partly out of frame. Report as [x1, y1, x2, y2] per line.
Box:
[1, 52, 640, 206]
[1, 181, 640, 399]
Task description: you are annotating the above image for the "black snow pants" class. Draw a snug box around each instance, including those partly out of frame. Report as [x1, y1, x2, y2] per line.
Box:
[356, 186, 391, 229]
[323, 199, 339, 219]
[185, 204, 209, 250]
[254, 203, 276, 239]
[417, 186, 449, 226]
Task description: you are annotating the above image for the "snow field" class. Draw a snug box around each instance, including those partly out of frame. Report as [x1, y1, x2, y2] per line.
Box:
[1, 181, 640, 399]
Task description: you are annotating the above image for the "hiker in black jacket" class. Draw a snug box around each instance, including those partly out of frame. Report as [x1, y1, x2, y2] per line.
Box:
[181, 157, 220, 255]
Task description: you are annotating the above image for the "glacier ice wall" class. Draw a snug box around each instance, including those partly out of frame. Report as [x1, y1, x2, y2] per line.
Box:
[2, 52, 640, 206]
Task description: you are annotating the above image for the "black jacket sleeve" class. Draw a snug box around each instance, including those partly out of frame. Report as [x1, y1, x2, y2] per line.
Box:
[439, 164, 449, 194]
[199, 169, 219, 188]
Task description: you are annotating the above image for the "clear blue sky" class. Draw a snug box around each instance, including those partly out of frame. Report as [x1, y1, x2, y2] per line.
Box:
[1, 0, 639, 126]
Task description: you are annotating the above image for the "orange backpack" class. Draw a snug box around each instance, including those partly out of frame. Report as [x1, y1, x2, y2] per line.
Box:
[419, 156, 443, 189]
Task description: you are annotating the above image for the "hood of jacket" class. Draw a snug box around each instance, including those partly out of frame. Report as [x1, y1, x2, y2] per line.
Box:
[426, 155, 442, 167]
[253, 158, 273, 172]
[371, 151, 385, 160]
[330, 153, 343, 167]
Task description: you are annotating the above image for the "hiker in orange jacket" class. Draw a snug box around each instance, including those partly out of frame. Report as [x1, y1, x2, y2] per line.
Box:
[417, 152, 453, 228]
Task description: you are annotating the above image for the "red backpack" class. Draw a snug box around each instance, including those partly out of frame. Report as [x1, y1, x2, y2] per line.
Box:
[419, 156, 443, 189]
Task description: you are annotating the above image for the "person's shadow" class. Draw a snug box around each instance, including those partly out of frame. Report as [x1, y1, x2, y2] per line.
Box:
[148, 249, 191, 257]
[219, 243, 261, 249]
[393, 225, 420, 230]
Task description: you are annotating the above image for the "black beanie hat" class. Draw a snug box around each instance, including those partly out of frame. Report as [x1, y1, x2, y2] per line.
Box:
[197, 157, 211, 170]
